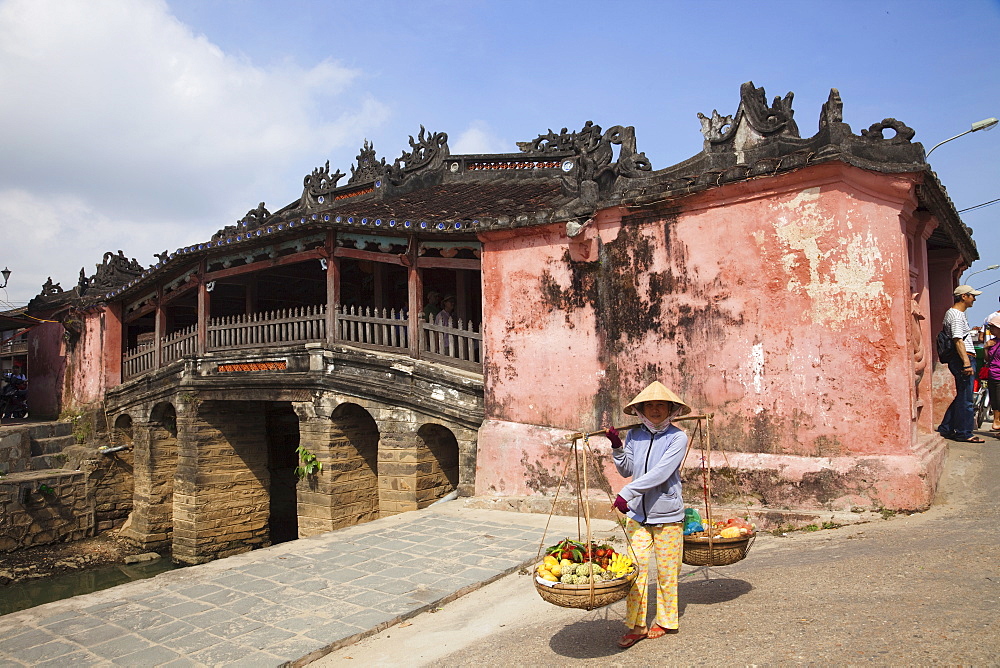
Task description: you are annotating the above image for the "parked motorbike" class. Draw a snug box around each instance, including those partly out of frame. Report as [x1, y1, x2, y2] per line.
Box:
[0, 372, 28, 420]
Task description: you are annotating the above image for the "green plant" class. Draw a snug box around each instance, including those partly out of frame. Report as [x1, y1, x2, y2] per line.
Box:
[295, 445, 323, 478]
[771, 523, 795, 536]
[880, 508, 897, 520]
[61, 408, 95, 444]
[803, 524, 820, 532]
[821, 521, 841, 530]
[37, 484, 55, 496]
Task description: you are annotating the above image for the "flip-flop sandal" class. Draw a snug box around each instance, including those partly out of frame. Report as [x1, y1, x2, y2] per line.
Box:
[618, 632, 647, 648]
[958, 436, 986, 443]
[647, 625, 671, 639]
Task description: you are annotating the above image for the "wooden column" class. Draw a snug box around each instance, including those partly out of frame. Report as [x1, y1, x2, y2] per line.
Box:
[245, 281, 257, 315]
[408, 263, 423, 358]
[373, 263, 384, 310]
[197, 268, 210, 356]
[153, 288, 164, 369]
[455, 269, 469, 323]
[326, 231, 339, 344]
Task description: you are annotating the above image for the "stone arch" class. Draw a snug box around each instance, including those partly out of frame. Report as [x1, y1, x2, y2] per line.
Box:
[122, 401, 178, 551]
[297, 402, 380, 535]
[415, 423, 460, 507]
[112, 413, 134, 448]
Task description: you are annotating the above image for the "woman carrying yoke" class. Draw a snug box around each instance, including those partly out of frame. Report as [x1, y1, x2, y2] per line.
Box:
[606, 381, 690, 649]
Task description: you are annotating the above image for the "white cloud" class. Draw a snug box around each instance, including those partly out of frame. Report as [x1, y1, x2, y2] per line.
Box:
[0, 0, 389, 305]
[0, 187, 194, 307]
[451, 121, 509, 155]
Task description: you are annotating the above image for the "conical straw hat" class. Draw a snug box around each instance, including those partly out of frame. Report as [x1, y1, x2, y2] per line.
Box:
[623, 381, 691, 416]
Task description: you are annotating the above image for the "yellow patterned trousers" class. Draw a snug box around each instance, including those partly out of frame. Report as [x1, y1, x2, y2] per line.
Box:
[624, 518, 683, 630]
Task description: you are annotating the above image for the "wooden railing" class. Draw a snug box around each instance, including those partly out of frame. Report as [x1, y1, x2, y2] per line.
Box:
[336, 305, 409, 352]
[123, 343, 154, 380]
[421, 318, 482, 369]
[0, 340, 28, 356]
[122, 303, 482, 380]
[208, 305, 326, 350]
[162, 324, 197, 364]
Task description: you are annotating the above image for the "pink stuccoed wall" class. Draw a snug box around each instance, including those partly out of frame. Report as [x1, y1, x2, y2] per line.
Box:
[26, 322, 66, 420]
[64, 309, 117, 409]
[476, 162, 947, 511]
[27, 309, 118, 419]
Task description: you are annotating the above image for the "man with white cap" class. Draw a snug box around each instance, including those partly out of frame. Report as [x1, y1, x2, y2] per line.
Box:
[937, 285, 985, 443]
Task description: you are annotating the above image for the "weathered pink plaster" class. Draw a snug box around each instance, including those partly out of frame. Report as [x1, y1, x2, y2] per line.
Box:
[476, 163, 949, 511]
[26, 322, 66, 419]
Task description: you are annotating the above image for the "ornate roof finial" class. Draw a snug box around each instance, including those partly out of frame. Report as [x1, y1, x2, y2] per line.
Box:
[348, 140, 388, 185]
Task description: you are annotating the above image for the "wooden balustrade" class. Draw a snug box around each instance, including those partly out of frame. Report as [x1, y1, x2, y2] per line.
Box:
[122, 342, 155, 380]
[335, 305, 409, 352]
[207, 305, 326, 350]
[122, 303, 482, 380]
[420, 318, 482, 370]
[161, 324, 197, 364]
[0, 340, 28, 356]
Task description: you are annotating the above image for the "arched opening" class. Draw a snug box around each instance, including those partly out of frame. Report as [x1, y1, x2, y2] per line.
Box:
[113, 413, 134, 447]
[416, 424, 460, 507]
[325, 403, 379, 529]
[265, 402, 299, 544]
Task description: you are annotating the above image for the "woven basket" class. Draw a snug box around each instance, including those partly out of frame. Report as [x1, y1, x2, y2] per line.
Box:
[682, 533, 754, 566]
[534, 569, 637, 610]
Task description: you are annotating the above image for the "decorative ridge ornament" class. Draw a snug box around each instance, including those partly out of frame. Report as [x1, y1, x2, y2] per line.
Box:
[239, 202, 272, 229]
[387, 126, 450, 184]
[699, 81, 800, 149]
[78, 250, 144, 295]
[739, 81, 798, 137]
[860, 118, 916, 144]
[819, 88, 844, 130]
[517, 121, 651, 178]
[697, 110, 734, 143]
[348, 140, 388, 185]
[304, 161, 346, 197]
[211, 202, 271, 242]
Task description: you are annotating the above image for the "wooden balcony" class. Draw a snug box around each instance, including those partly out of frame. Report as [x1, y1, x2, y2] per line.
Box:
[122, 304, 482, 380]
[0, 340, 28, 357]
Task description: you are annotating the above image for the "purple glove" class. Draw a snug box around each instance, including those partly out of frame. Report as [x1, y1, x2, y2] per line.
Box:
[606, 426, 623, 449]
[613, 494, 629, 514]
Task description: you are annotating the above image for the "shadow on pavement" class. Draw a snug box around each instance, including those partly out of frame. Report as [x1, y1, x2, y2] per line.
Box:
[679, 572, 753, 614]
[548, 617, 624, 659]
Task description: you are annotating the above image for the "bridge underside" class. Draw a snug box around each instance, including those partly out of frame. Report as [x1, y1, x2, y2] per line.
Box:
[105, 343, 483, 565]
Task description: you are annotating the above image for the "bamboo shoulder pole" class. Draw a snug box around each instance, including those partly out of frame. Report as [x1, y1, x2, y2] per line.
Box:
[564, 413, 713, 442]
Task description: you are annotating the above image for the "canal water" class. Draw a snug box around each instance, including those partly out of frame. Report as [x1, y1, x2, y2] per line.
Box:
[0, 558, 179, 616]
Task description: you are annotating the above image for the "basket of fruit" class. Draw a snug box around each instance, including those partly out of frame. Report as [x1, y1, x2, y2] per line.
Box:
[682, 516, 756, 567]
[534, 539, 637, 610]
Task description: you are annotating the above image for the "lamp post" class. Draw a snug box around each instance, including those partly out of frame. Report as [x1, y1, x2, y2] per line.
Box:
[0, 267, 10, 289]
[926, 117, 998, 158]
[966, 264, 1000, 281]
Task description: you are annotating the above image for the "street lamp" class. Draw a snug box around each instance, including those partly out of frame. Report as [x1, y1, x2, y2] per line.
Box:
[966, 264, 1000, 281]
[0, 267, 10, 289]
[926, 117, 998, 158]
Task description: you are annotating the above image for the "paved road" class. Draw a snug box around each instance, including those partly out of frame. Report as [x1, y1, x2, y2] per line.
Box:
[0, 502, 618, 667]
[1, 437, 997, 667]
[316, 438, 1000, 666]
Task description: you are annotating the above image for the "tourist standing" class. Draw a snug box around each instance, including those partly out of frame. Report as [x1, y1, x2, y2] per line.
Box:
[937, 285, 985, 443]
[982, 315, 1000, 432]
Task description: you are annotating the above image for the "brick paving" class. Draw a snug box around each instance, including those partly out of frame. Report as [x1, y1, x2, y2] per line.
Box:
[0, 503, 617, 667]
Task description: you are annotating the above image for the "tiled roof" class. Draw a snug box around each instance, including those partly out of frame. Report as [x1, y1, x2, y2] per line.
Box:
[324, 180, 571, 223]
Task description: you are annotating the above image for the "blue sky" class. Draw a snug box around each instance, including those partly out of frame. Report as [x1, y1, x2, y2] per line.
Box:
[0, 0, 997, 324]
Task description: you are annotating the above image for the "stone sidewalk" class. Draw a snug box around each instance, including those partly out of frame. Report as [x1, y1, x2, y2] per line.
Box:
[0, 503, 619, 667]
